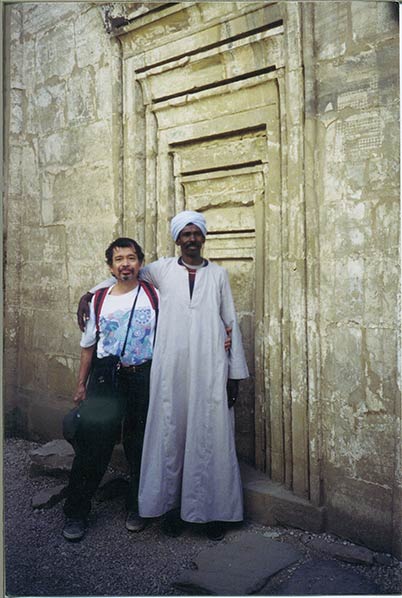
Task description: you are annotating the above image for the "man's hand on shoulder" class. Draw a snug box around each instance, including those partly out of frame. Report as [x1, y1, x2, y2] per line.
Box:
[77, 292, 93, 331]
[225, 326, 232, 351]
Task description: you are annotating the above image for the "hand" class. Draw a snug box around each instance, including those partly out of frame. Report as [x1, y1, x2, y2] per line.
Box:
[227, 379, 239, 409]
[73, 383, 86, 404]
[77, 292, 93, 331]
[224, 326, 232, 352]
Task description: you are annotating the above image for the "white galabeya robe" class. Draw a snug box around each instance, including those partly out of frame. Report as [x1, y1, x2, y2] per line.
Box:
[138, 258, 249, 523]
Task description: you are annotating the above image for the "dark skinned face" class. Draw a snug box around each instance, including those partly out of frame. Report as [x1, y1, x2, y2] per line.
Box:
[175, 224, 205, 261]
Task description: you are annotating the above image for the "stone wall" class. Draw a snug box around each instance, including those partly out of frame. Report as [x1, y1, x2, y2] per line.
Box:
[4, 2, 122, 438]
[304, 1, 400, 553]
[3, 1, 401, 556]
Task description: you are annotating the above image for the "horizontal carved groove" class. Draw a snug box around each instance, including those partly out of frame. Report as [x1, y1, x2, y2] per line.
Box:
[136, 19, 283, 75]
[153, 66, 277, 104]
[181, 161, 263, 177]
[208, 256, 254, 262]
[208, 229, 255, 236]
[170, 125, 266, 147]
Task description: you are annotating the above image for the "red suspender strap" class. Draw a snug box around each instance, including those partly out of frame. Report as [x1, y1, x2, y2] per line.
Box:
[93, 288, 109, 333]
[140, 280, 159, 311]
[140, 281, 159, 344]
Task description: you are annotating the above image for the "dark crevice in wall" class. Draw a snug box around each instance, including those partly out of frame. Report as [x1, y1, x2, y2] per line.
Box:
[169, 124, 266, 147]
[182, 160, 263, 177]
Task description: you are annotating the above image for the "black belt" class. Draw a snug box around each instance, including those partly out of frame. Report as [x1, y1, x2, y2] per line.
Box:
[119, 360, 152, 375]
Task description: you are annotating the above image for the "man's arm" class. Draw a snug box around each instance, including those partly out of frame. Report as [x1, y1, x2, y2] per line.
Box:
[73, 345, 96, 404]
[220, 269, 249, 380]
[76, 277, 115, 331]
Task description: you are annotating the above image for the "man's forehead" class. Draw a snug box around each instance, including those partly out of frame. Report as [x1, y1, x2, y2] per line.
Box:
[113, 245, 137, 254]
[180, 223, 203, 234]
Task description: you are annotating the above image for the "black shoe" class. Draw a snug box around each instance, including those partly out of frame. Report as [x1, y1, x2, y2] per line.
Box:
[161, 511, 185, 537]
[205, 521, 225, 541]
[126, 511, 146, 532]
[63, 518, 87, 542]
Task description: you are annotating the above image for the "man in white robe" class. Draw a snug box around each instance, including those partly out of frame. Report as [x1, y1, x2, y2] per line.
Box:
[78, 211, 249, 540]
[138, 212, 249, 540]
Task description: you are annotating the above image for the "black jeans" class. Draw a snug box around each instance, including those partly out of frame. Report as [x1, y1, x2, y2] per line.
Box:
[63, 362, 151, 520]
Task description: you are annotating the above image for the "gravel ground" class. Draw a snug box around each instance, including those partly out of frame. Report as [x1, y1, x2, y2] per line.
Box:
[4, 437, 402, 596]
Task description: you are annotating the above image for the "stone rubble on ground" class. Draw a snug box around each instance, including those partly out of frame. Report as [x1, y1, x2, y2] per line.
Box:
[307, 536, 375, 565]
[29, 439, 74, 477]
[174, 534, 302, 595]
[17, 438, 402, 596]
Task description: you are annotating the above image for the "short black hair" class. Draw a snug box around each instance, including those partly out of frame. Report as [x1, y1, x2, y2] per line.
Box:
[105, 237, 145, 266]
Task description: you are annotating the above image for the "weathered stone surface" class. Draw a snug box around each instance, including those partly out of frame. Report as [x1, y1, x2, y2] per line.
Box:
[264, 558, 381, 596]
[31, 484, 67, 509]
[29, 440, 74, 476]
[174, 534, 302, 596]
[308, 538, 374, 565]
[241, 463, 326, 533]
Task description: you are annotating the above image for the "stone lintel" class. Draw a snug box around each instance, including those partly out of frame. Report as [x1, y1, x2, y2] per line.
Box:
[241, 462, 326, 533]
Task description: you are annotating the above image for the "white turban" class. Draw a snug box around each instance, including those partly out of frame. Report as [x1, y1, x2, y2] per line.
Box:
[170, 210, 207, 241]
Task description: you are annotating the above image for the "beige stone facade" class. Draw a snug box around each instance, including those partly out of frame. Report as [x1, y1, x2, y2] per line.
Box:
[3, 2, 401, 556]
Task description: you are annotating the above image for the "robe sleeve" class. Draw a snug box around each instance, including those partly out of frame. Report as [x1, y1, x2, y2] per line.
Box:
[139, 258, 169, 289]
[89, 277, 115, 294]
[219, 269, 249, 380]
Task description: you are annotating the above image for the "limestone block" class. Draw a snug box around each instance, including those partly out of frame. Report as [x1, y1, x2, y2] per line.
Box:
[314, 3, 347, 60]
[34, 81, 66, 134]
[185, 173, 263, 211]
[22, 37, 36, 93]
[19, 346, 49, 393]
[365, 328, 398, 404]
[315, 47, 397, 115]
[50, 165, 116, 224]
[20, 265, 69, 309]
[6, 144, 23, 196]
[7, 5, 22, 44]
[39, 120, 114, 168]
[176, 136, 267, 174]
[325, 465, 393, 552]
[322, 325, 363, 393]
[241, 463, 326, 532]
[156, 80, 277, 130]
[47, 356, 77, 395]
[94, 65, 115, 120]
[320, 257, 365, 322]
[363, 258, 399, 327]
[21, 142, 41, 208]
[351, 2, 398, 43]
[20, 224, 66, 263]
[35, 21, 75, 82]
[66, 67, 97, 126]
[122, 8, 192, 56]
[10, 88, 24, 135]
[22, 3, 82, 37]
[8, 15, 23, 87]
[75, 7, 110, 69]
